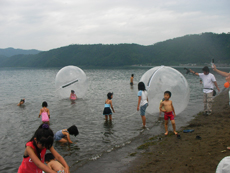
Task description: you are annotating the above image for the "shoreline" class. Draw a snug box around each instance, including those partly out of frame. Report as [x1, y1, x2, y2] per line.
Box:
[74, 89, 229, 173]
[125, 88, 230, 173]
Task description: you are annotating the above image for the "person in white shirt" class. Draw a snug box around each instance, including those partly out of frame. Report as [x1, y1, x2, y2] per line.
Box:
[190, 66, 220, 115]
[137, 82, 148, 128]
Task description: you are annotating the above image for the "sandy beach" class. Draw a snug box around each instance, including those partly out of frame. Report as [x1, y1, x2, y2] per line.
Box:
[125, 89, 230, 173]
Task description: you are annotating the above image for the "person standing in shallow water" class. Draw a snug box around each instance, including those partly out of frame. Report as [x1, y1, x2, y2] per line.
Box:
[130, 74, 134, 86]
[190, 66, 220, 115]
[137, 82, 148, 128]
[103, 92, 115, 121]
[38, 101, 50, 125]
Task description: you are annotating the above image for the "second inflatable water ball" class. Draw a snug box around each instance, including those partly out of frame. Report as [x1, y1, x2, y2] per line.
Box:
[140, 66, 190, 115]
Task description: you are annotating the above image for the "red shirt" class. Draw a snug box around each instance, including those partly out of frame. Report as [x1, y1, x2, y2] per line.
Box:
[18, 141, 47, 173]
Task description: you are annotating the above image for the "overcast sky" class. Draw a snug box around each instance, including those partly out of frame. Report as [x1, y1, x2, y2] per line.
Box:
[0, 0, 230, 51]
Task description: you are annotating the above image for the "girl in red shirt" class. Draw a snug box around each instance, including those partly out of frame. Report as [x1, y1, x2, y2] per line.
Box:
[18, 124, 69, 173]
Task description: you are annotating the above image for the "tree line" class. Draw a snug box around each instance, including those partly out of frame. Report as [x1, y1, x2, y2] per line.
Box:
[0, 32, 229, 67]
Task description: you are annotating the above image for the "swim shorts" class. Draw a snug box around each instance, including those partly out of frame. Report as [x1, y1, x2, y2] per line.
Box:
[140, 103, 148, 116]
[164, 111, 174, 120]
[57, 170, 65, 173]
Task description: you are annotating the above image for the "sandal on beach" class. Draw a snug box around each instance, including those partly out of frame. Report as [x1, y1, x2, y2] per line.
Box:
[196, 135, 201, 140]
[177, 134, 181, 139]
[183, 129, 194, 133]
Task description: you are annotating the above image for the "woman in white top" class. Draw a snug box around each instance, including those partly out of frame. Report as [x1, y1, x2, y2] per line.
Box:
[137, 82, 148, 128]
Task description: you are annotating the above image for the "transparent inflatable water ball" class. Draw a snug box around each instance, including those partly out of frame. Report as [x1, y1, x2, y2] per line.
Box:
[140, 66, 190, 115]
[55, 66, 88, 99]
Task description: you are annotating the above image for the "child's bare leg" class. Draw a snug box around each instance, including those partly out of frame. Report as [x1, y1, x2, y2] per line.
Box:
[59, 138, 68, 143]
[109, 114, 112, 121]
[164, 120, 168, 135]
[141, 115, 146, 127]
[171, 120, 177, 134]
[105, 115, 108, 121]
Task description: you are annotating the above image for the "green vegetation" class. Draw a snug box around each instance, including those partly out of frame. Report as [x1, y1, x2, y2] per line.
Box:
[0, 32, 230, 67]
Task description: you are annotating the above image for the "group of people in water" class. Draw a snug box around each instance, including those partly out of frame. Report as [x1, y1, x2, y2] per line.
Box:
[16, 64, 230, 173]
[17, 90, 79, 173]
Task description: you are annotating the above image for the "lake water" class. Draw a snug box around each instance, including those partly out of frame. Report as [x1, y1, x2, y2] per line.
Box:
[0, 66, 229, 172]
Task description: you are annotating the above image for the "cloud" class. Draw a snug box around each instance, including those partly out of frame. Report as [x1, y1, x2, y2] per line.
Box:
[0, 0, 229, 50]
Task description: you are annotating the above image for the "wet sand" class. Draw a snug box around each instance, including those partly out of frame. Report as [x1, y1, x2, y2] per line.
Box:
[126, 89, 230, 173]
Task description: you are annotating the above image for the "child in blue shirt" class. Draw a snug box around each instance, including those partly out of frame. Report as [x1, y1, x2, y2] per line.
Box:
[103, 92, 115, 121]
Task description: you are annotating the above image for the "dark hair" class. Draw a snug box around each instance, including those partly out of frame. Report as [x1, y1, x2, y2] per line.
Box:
[45, 153, 55, 162]
[138, 82, 146, 91]
[202, 66, 210, 73]
[71, 90, 75, 93]
[131, 74, 134, 77]
[107, 92, 113, 99]
[29, 124, 54, 160]
[164, 91, 171, 97]
[67, 125, 79, 136]
[42, 101, 48, 107]
[20, 99, 25, 103]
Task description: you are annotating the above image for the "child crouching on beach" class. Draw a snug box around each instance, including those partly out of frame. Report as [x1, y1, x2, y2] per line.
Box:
[160, 91, 177, 135]
[18, 124, 69, 173]
[45, 153, 65, 173]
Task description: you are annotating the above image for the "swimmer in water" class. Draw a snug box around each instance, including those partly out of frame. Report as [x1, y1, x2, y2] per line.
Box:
[17, 99, 25, 106]
[38, 101, 50, 125]
[70, 90, 77, 101]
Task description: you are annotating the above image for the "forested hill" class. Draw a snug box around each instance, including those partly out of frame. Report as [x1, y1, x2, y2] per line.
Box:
[0, 32, 229, 67]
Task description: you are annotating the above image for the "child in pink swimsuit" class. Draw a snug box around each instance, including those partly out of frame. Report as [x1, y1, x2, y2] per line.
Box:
[70, 90, 77, 101]
[38, 101, 50, 125]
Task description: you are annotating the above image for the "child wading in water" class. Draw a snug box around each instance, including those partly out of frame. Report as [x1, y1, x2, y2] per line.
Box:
[70, 90, 77, 101]
[130, 74, 134, 85]
[103, 92, 115, 121]
[38, 101, 50, 125]
[45, 153, 65, 173]
[137, 82, 148, 128]
[160, 91, 177, 135]
[18, 124, 69, 173]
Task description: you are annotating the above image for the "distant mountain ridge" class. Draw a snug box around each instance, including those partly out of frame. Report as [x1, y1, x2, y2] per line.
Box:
[0, 32, 229, 67]
[0, 47, 41, 57]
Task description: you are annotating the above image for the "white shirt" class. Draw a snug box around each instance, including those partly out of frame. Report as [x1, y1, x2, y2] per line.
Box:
[138, 90, 148, 106]
[199, 73, 216, 93]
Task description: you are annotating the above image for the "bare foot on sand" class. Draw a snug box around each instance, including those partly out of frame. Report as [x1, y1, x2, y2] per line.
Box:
[165, 131, 168, 135]
[227, 146, 230, 150]
[174, 131, 178, 135]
